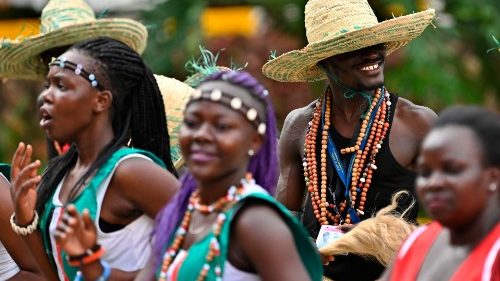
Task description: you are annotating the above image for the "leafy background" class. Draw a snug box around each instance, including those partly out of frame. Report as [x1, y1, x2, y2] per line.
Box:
[0, 0, 499, 163]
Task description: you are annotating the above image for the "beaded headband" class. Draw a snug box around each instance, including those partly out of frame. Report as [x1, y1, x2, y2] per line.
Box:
[188, 88, 267, 135]
[49, 57, 104, 90]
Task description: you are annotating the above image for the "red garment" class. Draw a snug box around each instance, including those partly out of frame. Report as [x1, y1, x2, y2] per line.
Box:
[390, 222, 500, 281]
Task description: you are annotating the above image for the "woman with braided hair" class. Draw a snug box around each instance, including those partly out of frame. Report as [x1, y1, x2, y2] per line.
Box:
[9, 37, 180, 280]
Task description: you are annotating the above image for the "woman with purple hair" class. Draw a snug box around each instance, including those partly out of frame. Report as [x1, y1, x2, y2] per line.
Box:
[53, 70, 322, 281]
[139, 70, 322, 281]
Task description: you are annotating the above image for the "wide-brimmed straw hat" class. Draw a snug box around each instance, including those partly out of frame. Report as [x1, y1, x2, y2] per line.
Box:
[262, 0, 435, 82]
[0, 0, 147, 80]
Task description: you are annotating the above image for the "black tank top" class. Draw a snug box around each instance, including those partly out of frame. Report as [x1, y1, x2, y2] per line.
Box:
[302, 94, 417, 281]
[303, 94, 417, 239]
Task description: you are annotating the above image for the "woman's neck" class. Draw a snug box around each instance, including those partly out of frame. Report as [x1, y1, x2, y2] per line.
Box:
[74, 122, 115, 166]
[197, 167, 248, 205]
[448, 197, 500, 246]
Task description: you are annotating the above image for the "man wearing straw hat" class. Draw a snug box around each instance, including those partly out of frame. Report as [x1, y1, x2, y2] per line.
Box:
[263, 0, 436, 280]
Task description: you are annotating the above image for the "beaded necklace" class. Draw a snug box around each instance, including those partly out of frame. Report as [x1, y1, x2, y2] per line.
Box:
[158, 181, 246, 281]
[303, 87, 391, 225]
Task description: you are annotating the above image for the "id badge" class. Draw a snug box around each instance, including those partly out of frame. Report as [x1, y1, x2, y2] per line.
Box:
[315, 224, 344, 248]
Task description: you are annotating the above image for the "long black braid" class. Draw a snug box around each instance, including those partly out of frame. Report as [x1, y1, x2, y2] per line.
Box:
[36, 37, 177, 215]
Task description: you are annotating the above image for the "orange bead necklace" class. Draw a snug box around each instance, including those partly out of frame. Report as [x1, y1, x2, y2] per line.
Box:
[158, 182, 245, 281]
[303, 87, 391, 225]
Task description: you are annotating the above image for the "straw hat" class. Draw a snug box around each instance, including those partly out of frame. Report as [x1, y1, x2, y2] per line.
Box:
[159, 69, 232, 169]
[0, 0, 147, 80]
[262, 0, 435, 82]
[154, 75, 194, 168]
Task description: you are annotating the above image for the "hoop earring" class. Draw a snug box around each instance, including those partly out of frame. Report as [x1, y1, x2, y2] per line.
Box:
[489, 183, 497, 192]
[248, 149, 255, 156]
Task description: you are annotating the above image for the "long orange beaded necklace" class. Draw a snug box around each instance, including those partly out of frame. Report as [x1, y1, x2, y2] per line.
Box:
[303, 87, 391, 225]
[158, 182, 245, 281]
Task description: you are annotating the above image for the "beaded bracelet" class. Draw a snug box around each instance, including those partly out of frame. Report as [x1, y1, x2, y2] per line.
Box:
[10, 211, 39, 236]
[73, 260, 111, 281]
[68, 244, 105, 267]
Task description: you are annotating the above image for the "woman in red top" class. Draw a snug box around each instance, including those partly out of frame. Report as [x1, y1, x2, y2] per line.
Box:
[382, 106, 500, 281]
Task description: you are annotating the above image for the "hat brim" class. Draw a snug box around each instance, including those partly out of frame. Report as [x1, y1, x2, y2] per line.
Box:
[262, 9, 435, 82]
[0, 18, 147, 80]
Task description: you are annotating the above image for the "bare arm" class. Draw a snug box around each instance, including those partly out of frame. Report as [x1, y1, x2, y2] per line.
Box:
[134, 256, 155, 281]
[112, 157, 180, 218]
[275, 107, 312, 211]
[54, 157, 180, 281]
[401, 103, 437, 146]
[0, 175, 44, 281]
[17, 232, 59, 281]
[9, 143, 60, 280]
[390, 99, 437, 170]
[233, 204, 311, 281]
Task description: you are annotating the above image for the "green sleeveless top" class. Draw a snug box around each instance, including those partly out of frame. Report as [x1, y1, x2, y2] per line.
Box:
[157, 180, 323, 281]
[0, 163, 10, 181]
[39, 148, 165, 281]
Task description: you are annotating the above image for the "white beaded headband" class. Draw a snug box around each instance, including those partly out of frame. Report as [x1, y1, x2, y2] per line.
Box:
[188, 88, 267, 135]
[49, 57, 104, 90]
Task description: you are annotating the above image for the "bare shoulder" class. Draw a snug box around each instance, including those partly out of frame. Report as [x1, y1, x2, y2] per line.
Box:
[234, 203, 289, 238]
[396, 97, 437, 124]
[231, 202, 311, 281]
[283, 102, 316, 133]
[112, 156, 178, 194]
[395, 97, 437, 139]
[114, 155, 166, 177]
[109, 155, 179, 217]
[280, 101, 316, 147]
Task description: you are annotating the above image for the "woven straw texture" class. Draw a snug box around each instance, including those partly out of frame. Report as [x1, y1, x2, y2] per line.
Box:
[154, 75, 194, 166]
[0, 0, 147, 80]
[262, 0, 435, 82]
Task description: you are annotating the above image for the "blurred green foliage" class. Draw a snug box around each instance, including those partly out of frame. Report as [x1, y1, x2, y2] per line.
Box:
[142, 0, 500, 110]
[0, 81, 46, 163]
[141, 0, 206, 79]
[141, 0, 308, 77]
[1, 0, 499, 162]
[382, 0, 500, 109]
